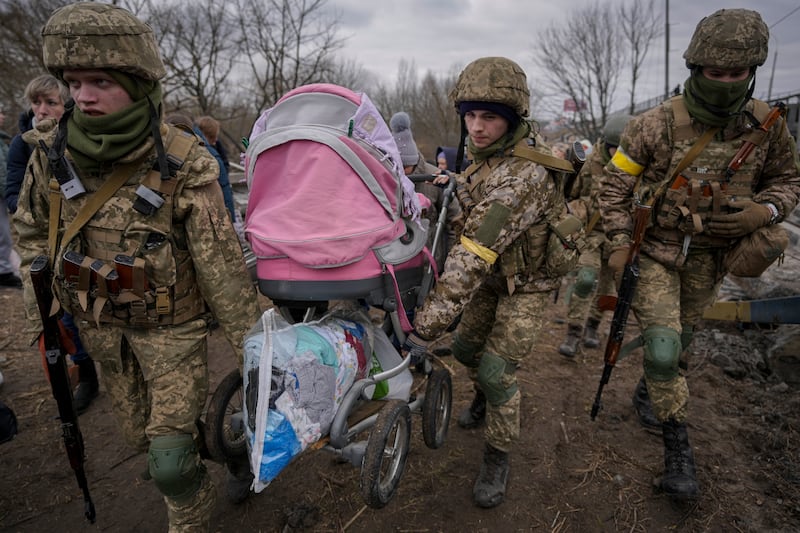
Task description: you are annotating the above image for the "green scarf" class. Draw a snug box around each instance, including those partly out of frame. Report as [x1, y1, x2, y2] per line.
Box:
[67, 80, 161, 174]
[683, 72, 753, 127]
[469, 121, 531, 163]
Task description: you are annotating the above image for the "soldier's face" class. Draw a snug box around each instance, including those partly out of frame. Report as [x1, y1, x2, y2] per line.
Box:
[30, 89, 65, 122]
[701, 66, 751, 83]
[63, 69, 134, 117]
[464, 110, 509, 149]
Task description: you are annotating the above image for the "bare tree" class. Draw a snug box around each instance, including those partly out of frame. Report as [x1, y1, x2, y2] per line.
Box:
[0, 0, 69, 127]
[136, 0, 239, 115]
[619, 0, 663, 115]
[534, 1, 621, 141]
[232, 0, 345, 115]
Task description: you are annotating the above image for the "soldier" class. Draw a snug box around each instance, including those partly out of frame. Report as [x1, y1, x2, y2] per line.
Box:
[14, 3, 261, 530]
[600, 8, 800, 500]
[404, 57, 573, 507]
[558, 114, 632, 358]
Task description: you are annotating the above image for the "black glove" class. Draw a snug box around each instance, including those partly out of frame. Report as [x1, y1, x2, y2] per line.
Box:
[402, 331, 430, 364]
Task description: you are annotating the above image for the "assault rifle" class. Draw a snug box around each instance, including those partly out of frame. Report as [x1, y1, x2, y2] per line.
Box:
[726, 102, 786, 181]
[30, 255, 96, 523]
[590, 202, 651, 420]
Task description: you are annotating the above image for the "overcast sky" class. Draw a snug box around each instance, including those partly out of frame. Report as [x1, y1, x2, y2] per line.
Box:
[327, 0, 800, 118]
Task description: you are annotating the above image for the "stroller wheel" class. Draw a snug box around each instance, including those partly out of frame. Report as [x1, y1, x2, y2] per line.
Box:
[360, 400, 411, 509]
[205, 368, 248, 463]
[422, 368, 452, 449]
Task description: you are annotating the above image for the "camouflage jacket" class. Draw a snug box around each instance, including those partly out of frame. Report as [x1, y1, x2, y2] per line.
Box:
[13, 120, 261, 358]
[600, 96, 800, 261]
[571, 139, 610, 235]
[414, 143, 560, 340]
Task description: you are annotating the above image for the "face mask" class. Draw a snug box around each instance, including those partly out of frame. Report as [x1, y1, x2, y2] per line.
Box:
[692, 73, 753, 110]
[683, 71, 754, 126]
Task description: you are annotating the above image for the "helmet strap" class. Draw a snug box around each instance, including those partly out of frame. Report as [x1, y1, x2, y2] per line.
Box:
[146, 94, 170, 181]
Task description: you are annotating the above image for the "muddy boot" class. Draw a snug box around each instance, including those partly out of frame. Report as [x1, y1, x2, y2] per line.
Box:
[632, 376, 660, 432]
[73, 358, 99, 415]
[583, 318, 601, 349]
[558, 324, 582, 358]
[660, 419, 699, 500]
[473, 443, 509, 508]
[457, 390, 486, 429]
[225, 456, 254, 504]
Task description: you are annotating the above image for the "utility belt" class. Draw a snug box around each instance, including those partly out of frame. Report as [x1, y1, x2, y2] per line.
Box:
[60, 250, 206, 327]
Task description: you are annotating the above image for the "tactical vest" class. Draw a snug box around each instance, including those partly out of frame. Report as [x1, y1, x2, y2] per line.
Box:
[51, 124, 207, 327]
[650, 96, 771, 249]
[459, 137, 581, 291]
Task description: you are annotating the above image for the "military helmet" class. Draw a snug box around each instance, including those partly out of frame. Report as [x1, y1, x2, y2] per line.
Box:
[450, 57, 530, 118]
[602, 114, 634, 147]
[683, 9, 768, 69]
[42, 2, 166, 81]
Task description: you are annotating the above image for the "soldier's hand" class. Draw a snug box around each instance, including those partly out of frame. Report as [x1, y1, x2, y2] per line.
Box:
[707, 200, 772, 238]
[607, 247, 628, 275]
[402, 331, 430, 365]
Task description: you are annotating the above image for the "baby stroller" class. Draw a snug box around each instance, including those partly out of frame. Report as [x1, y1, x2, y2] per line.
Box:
[203, 84, 455, 509]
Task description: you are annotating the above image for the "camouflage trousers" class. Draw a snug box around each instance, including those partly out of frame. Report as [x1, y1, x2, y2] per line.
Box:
[456, 284, 549, 451]
[566, 230, 615, 325]
[632, 252, 723, 423]
[78, 317, 215, 532]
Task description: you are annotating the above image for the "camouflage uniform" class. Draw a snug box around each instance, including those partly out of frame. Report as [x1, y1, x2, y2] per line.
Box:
[560, 137, 617, 355]
[412, 57, 570, 508]
[14, 4, 261, 531]
[599, 8, 800, 500]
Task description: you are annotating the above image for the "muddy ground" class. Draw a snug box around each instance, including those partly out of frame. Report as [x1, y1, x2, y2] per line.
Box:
[1, 284, 799, 533]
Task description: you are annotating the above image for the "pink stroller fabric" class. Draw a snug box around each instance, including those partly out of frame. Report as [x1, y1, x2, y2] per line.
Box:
[245, 83, 428, 288]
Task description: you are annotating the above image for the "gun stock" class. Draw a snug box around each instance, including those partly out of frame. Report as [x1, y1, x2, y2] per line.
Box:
[590, 203, 651, 420]
[563, 140, 587, 199]
[29, 255, 96, 523]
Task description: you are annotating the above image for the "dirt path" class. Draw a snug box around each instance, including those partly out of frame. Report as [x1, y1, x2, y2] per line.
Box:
[1, 286, 799, 532]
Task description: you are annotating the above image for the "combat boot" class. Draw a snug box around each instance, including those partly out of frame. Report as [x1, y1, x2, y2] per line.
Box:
[73, 357, 99, 415]
[660, 419, 699, 500]
[632, 376, 661, 432]
[473, 443, 509, 508]
[558, 324, 582, 358]
[583, 317, 601, 349]
[457, 390, 486, 429]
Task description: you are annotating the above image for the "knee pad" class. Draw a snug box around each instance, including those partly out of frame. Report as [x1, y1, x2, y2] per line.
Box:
[642, 326, 682, 382]
[572, 267, 598, 299]
[148, 434, 204, 501]
[451, 333, 483, 368]
[476, 352, 518, 406]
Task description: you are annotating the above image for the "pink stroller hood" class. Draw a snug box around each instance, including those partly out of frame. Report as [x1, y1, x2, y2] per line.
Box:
[245, 84, 422, 271]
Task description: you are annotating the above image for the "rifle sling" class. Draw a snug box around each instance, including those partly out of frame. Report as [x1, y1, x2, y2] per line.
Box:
[48, 161, 140, 266]
[642, 126, 720, 207]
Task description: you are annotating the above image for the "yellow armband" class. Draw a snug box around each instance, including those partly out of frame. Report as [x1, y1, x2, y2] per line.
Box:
[610, 148, 644, 176]
[460, 235, 499, 265]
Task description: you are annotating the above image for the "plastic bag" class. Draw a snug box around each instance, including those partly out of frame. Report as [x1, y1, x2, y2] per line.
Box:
[243, 306, 376, 492]
[362, 328, 413, 401]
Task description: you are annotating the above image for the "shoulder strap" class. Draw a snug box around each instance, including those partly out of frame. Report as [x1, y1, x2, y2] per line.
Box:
[511, 140, 574, 173]
[670, 96, 695, 142]
[48, 126, 197, 264]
